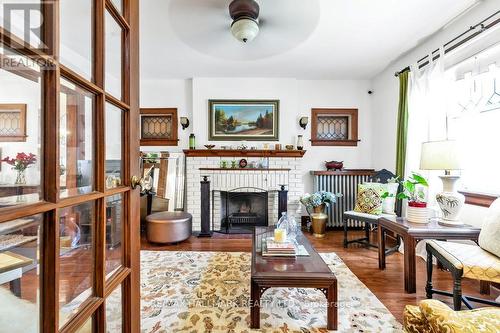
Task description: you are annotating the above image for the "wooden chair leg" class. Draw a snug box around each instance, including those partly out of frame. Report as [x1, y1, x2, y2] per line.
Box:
[453, 274, 463, 311]
[364, 223, 370, 248]
[480, 281, 490, 295]
[343, 218, 348, 248]
[426, 249, 433, 299]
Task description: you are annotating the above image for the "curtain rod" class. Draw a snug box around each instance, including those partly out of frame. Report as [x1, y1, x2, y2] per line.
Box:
[394, 10, 500, 77]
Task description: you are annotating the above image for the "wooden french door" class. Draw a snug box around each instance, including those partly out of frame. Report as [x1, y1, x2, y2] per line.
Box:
[0, 0, 140, 332]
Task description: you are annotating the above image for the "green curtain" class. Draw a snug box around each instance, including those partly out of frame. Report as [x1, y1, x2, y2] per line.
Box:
[395, 70, 409, 179]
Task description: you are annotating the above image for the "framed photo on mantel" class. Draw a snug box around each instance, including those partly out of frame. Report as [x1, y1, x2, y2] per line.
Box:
[208, 99, 279, 141]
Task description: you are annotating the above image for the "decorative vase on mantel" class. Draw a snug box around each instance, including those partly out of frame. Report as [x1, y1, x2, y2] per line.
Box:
[15, 169, 27, 185]
[297, 135, 304, 150]
[311, 204, 328, 238]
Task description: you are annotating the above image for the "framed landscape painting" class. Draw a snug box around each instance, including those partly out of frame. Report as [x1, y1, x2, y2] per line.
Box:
[209, 100, 279, 141]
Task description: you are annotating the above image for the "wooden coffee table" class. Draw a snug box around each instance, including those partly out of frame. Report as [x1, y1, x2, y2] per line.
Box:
[251, 226, 338, 330]
[377, 217, 481, 294]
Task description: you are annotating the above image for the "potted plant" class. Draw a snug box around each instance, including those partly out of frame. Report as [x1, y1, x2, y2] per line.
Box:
[2, 152, 37, 185]
[396, 172, 429, 223]
[300, 191, 339, 238]
[380, 176, 400, 214]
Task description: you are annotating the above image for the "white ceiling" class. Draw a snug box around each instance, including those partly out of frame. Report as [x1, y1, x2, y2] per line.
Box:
[140, 0, 479, 80]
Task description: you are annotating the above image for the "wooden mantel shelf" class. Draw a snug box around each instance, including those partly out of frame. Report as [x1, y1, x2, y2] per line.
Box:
[183, 149, 306, 158]
[199, 168, 291, 171]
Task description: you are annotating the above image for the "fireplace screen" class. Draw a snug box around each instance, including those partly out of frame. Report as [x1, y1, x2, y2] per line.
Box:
[219, 190, 268, 233]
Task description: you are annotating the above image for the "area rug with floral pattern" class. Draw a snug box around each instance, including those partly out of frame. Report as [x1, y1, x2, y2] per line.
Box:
[140, 251, 402, 332]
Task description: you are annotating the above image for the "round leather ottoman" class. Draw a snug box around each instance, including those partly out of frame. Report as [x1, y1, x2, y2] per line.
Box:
[146, 211, 192, 244]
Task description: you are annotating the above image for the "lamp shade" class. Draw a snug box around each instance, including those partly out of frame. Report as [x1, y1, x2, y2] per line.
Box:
[420, 140, 462, 170]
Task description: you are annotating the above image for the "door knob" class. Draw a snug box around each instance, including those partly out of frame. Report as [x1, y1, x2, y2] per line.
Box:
[130, 175, 153, 192]
[131, 175, 142, 190]
[131, 166, 155, 191]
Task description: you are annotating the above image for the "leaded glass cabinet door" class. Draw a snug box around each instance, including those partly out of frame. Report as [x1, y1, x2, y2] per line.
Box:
[0, 0, 141, 332]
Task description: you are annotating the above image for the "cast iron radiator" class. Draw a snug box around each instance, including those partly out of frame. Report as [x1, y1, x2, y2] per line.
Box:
[311, 170, 375, 227]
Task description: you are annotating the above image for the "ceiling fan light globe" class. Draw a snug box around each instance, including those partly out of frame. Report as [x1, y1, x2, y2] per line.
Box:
[231, 17, 259, 43]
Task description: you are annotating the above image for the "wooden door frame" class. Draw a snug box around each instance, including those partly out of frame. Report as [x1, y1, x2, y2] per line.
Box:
[126, 0, 141, 331]
[0, 0, 141, 331]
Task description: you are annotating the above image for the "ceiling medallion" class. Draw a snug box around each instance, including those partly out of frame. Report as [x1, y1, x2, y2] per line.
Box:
[229, 0, 260, 43]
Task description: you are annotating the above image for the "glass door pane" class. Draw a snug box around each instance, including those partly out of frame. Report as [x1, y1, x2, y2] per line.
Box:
[110, 0, 123, 15]
[76, 316, 93, 332]
[58, 201, 95, 328]
[106, 285, 122, 332]
[105, 103, 123, 189]
[59, 78, 95, 198]
[105, 194, 123, 277]
[0, 0, 43, 49]
[0, 214, 42, 331]
[105, 11, 122, 100]
[60, 0, 93, 80]
[0, 44, 42, 208]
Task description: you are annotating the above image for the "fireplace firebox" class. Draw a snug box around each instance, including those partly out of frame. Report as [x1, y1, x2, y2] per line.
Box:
[220, 189, 268, 233]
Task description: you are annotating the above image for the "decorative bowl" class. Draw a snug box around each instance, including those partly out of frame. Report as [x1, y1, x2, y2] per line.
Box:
[325, 160, 343, 171]
[285, 144, 294, 150]
[204, 144, 215, 150]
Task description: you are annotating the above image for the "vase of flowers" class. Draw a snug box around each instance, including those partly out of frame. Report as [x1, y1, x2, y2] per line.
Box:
[2, 152, 37, 185]
[300, 191, 339, 238]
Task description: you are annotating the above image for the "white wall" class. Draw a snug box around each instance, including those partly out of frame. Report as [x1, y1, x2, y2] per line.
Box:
[140, 77, 373, 193]
[370, 0, 499, 171]
[140, 79, 193, 150]
[297, 79, 373, 193]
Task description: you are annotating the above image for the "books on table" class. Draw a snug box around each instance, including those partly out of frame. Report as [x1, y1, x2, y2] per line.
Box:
[262, 237, 309, 257]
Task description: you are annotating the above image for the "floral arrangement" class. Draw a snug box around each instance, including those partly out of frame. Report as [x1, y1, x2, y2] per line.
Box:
[300, 191, 339, 211]
[2, 152, 37, 171]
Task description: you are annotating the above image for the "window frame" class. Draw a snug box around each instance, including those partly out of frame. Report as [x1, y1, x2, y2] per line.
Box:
[310, 108, 359, 146]
[139, 108, 179, 146]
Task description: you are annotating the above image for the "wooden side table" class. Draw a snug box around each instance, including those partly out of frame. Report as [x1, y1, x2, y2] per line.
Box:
[377, 217, 480, 294]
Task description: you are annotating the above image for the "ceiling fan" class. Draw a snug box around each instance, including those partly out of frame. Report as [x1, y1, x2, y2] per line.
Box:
[229, 0, 260, 43]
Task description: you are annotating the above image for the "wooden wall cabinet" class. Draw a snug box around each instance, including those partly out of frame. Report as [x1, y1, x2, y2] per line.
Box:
[140, 108, 178, 146]
[310, 108, 359, 146]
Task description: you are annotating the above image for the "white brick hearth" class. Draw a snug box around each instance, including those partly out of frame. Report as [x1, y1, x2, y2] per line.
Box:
[186, 156, 304, 231]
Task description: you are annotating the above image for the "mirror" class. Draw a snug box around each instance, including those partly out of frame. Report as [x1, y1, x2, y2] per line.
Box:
[139, 151, 185, 211]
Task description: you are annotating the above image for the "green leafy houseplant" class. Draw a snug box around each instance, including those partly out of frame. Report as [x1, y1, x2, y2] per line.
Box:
[382, 172, 429, 207]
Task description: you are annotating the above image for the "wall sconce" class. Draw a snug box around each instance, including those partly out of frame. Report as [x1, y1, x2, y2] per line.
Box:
[299, 116, 308, 130]
[180, 117, 190, 130]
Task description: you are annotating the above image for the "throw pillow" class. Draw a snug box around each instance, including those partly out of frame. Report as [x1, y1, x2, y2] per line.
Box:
[478, 198, 500, 257]
[354, 183, 385, 215]
[363, 182, 398, 214]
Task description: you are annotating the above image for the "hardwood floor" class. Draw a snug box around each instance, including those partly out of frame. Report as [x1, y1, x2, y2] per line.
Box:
[142, 229, 499, 323]
[1, 243, 122, 309]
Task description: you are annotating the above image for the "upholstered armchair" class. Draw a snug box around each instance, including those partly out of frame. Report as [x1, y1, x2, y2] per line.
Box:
[403, 299, 500, 333]
[425, 198, 500, 310]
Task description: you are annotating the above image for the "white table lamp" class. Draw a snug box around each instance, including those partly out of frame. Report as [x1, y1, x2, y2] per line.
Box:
[420, 140, 464, 224]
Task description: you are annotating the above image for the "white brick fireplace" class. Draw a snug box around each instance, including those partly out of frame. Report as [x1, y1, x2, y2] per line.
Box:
[185, 151, 305, 231]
